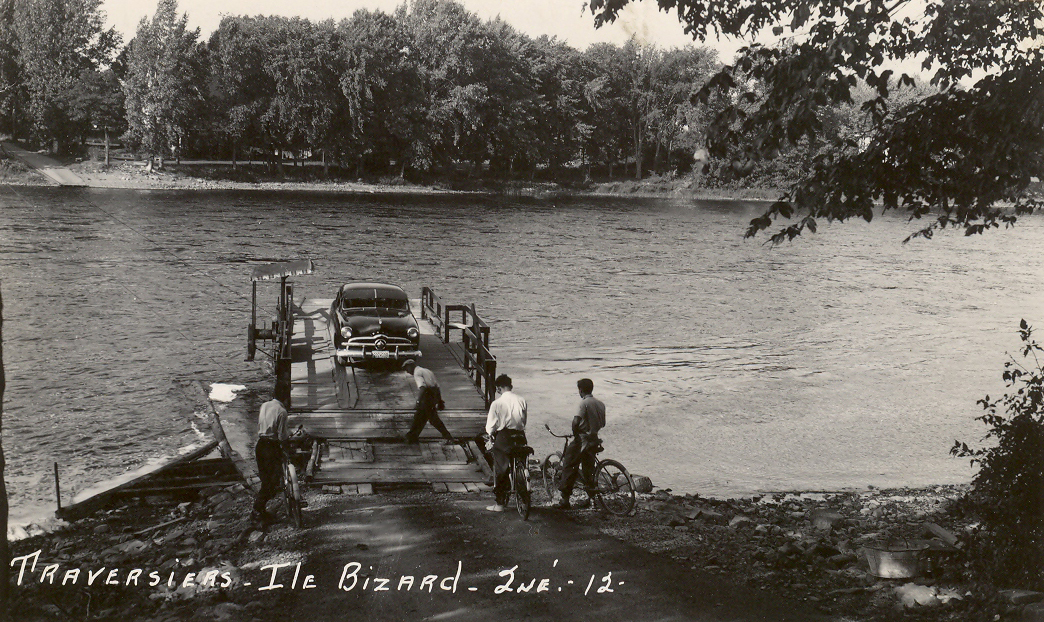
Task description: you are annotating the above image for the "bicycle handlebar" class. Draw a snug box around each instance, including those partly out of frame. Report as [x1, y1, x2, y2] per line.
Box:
[544, 423, 572, 439]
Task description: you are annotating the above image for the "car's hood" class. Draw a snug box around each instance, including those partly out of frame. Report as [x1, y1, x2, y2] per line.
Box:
[339, 312, 417, 337]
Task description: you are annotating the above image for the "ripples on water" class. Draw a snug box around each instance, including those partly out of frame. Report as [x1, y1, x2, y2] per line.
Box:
[1, 185, 1043, 524]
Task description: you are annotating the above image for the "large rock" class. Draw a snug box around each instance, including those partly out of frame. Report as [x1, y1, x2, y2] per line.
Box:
[1023, 602, 1044, 622]
[728, 515, 752, 529]
[812, 509, 843, 532]
[631, 475, 653, 493]
[1001, 590, 1044, 605]
[698, 509, 726, 525]
[895, 583, 940, 608]
[923, 522, 959, 547]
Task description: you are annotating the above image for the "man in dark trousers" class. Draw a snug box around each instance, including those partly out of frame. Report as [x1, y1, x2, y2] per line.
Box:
[402, 359, 456, 445]
[484, 374, 528, 512]
[551, 378, 605, 509]
[252, 396, 288, 522]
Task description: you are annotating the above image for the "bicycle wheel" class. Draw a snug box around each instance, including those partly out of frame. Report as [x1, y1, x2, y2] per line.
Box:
[592, 459, 635, 516]
[283, 460, 303, 528]
[541, 452, 563, 499]
[513, 457, 531, 521]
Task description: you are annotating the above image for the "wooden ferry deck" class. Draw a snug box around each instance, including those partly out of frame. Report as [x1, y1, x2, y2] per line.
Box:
[285, 296, 494, 492]
[53, 278, 500, 520]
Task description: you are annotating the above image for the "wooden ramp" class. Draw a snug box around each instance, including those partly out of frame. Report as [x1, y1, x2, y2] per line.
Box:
[286, 297, 491, 490]
[56, 440, 235, 520]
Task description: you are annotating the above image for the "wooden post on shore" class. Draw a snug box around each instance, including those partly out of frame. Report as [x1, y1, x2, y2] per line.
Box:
[1, 282, 10, 621]
[53, 462, 61, 513]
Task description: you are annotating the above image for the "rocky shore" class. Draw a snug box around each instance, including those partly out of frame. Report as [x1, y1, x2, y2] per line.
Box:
[9, 476, 1039, 622]
[572, 484, 1044, 622]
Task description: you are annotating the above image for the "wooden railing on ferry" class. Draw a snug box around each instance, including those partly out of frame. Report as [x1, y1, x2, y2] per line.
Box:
[422, 288, 498, 407]
[421, 287, 445, 338]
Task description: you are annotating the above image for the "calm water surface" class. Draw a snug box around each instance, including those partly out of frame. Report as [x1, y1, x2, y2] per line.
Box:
[2, 185, 1043, 526]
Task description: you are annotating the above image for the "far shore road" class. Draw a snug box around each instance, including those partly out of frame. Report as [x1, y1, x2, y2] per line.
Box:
[1, 141, 782, 201]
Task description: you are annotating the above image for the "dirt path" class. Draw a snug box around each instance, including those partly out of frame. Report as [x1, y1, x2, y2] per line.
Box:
[1, 141, 85, 186]
[256, 491, 830, 622]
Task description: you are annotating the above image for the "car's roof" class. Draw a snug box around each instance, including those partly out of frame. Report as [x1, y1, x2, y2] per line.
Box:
[339, 283, 408, 298]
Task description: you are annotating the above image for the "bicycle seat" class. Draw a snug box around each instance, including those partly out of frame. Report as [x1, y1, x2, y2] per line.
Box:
[594, 443, 604, 454]
[510, 446, 535, 458]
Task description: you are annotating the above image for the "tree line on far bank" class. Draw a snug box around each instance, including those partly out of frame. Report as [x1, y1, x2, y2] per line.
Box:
[0, 0, 928, 187]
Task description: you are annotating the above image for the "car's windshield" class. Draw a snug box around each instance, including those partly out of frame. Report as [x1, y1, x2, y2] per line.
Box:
[341, 293, 409, 313]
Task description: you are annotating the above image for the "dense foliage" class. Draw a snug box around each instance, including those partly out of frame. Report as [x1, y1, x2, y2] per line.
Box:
[3, 0, 120, 154]
[952, 321, 1044, 590]
[589, 0, 1044, 240]
[123, 0, 203, 162]
[0, 0, 916, 186]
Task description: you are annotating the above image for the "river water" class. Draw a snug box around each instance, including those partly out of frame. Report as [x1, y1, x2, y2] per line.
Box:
[2, 185, 1043, 527]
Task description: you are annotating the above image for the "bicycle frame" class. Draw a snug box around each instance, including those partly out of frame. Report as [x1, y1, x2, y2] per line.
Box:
[542, 423, 636, 516]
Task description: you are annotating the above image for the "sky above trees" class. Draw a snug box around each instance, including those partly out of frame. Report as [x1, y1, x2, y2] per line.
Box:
[101, 0, 747, 55]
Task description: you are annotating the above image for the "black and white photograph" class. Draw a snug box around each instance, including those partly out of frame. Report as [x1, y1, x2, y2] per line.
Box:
[0, 0, 1042, 620]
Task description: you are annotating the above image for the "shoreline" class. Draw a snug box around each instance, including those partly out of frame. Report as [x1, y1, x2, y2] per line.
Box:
[2, 156, 784, 202]
[11, 478, 1003, 622]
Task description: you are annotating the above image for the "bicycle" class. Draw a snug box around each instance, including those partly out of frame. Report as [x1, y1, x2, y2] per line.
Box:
[541, 424, 636, 516]
[281, 426, 315, 528]
[282, 453, 303, 528]
[484, 432, 534, 520]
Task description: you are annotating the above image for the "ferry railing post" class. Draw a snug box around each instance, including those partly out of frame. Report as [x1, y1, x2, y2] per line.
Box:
[484, 359, 497, 407]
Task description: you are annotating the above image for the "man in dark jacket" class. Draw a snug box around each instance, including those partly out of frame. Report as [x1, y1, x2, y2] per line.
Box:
[252, 396, 288, 522]
[551, 378, 605, 509]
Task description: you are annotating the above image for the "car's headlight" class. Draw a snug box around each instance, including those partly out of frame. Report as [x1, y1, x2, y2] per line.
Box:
[407, 327, 419, 339]
[341, 327, 352, 338]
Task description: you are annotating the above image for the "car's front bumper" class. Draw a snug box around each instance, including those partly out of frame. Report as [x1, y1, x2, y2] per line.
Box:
[335, 346, 422, 361]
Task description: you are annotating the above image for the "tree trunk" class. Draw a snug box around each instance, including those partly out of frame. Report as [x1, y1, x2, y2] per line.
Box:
[232, 141, 237, 170]
[1, 283, 9, 621]
[104, 130, 110, 167]
[634, 123, 643, 181]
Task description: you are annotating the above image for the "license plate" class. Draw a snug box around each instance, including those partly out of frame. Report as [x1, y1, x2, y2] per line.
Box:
[370, 351, 390, 359]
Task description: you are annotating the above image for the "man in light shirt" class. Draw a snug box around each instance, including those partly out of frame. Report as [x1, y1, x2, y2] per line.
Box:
[485, 374, 528, 512]
[402, 359, 455, 445]
[252, 396, 289, 522]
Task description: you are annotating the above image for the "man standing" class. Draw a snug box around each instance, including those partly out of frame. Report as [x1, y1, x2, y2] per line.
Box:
[252, 396, 289, 522]
[551, 378, 605, 510]
[485, 374, 528, 512]
[402, 359, 456, 445]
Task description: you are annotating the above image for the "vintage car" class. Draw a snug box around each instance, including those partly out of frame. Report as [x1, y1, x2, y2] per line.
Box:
[330, 283, 422, 366]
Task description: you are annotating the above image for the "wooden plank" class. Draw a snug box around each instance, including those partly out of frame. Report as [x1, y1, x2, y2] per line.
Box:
[446, 483, 468, 493]
[357, 484, 373, 495]
[314, 463, 485, 472]
[432, 483, 449, 492]
[288, 409, 486, 419]
[112, 478, 242, 496]
[356, 453, 469, 465]
[57, 438, 221, 520]
[288, 421, 485, 439]
[467, 441, 495, 480]
[313, 467, 486, 484]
